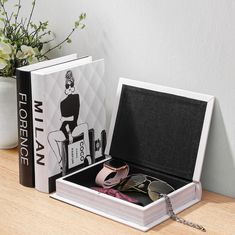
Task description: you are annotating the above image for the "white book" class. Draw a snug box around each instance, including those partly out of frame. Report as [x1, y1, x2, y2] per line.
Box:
[31, 57, 106, 193]
[51, 78, 214, 231]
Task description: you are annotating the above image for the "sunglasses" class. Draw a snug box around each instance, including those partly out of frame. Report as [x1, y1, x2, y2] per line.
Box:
[65, 82, 74, 89]
[117, 174, 175, 201]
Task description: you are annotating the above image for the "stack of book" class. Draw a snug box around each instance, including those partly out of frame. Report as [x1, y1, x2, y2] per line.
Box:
[16, 57, 215, 231]
[16, 54, 106, 193]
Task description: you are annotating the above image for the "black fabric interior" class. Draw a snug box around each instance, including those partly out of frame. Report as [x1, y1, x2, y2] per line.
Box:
[63, 160, 190, 206]
[64, 161, 189, 189]
[63, 84, 207, 207]
[109, 85, 207, 181]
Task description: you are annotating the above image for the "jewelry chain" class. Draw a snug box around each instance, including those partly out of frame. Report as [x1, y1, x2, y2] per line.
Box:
[161, 194, 206, 232]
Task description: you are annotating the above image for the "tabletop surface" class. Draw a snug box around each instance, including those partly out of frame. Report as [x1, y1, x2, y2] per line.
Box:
[0, 148, 235, 235]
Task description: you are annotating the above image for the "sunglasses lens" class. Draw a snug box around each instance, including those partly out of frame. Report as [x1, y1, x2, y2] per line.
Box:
[148, 181, 174, 201]
[119, 174, 146, 191]
[148, 190, 161, 201]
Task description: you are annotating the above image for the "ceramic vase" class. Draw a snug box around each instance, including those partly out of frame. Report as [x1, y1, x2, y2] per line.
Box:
[0, 77, 18, 149]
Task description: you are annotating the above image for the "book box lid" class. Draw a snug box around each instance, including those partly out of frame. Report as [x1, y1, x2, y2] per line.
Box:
[105, 78, 214, 182]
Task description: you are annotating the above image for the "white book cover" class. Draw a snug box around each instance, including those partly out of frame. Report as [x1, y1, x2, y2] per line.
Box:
[31, 58, 106, 193]
[51, 77, 214, 231]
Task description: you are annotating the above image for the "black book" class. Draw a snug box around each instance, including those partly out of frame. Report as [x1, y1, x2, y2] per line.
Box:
[16, 54, 78, 187]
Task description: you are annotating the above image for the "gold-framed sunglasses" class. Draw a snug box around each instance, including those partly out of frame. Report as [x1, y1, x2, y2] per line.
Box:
[117, 174, 175, 201]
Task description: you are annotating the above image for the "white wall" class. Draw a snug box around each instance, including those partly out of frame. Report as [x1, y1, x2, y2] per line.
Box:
[22, 0, 235, 197]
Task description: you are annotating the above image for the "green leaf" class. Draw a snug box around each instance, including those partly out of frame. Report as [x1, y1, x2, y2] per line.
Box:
[67, 38, 72, 43]
[79, 13, 86, 21]
[75, 21, 80, 28]
[81, 13, 86, 20]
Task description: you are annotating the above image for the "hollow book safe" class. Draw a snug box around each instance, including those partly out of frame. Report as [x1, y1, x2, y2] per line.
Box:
[52, 78, 214, 231]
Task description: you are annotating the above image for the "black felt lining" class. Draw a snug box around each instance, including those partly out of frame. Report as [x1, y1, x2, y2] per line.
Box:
[62, 84, 207, 206]
[64, 161, 189, 190]
[109, 85, 207, 181]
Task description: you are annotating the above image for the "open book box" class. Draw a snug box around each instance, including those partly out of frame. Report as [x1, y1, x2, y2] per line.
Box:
[51, 78, 214, 231]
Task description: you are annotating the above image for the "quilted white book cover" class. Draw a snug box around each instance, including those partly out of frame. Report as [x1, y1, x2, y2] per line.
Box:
[31, 58, 106, 193]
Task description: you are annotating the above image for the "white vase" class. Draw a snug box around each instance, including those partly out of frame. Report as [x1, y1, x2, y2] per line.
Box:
[0, 77, 18, 149]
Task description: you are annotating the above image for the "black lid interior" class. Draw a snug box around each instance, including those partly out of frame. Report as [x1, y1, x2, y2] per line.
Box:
[109, 85, 207, 181]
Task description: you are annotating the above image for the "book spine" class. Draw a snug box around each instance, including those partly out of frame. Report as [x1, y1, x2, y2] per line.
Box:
[31, 73, 48, 193]
[16, 70, 35, 187]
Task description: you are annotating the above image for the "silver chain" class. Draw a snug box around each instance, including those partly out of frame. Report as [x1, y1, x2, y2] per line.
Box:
[161, 194, 206, 232]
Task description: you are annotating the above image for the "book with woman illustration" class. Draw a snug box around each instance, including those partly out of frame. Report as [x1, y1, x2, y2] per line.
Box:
[31, 57, 106, 193]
